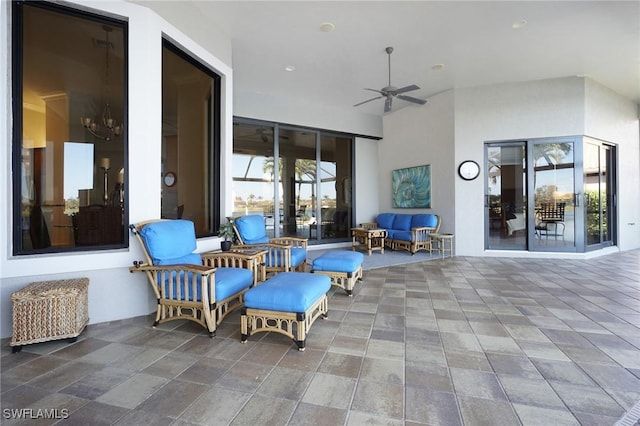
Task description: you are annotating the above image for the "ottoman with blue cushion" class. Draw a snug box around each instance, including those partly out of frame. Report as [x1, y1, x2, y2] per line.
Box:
[310, 250, 364, 296]
[241, 272, 331, 351]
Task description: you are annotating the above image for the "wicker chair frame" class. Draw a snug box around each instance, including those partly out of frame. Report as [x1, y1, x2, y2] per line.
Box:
[129, 220, 264, 337]
[231, 216, 308, 275]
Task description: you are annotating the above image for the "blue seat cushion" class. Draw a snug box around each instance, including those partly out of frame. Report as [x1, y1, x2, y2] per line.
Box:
[385, 229, 398, 239]
[140, 220, 198, 265]
[266, 247, 307, 268]
[312, 250, 363, 273]
[234, 215, 269, 244]
[411, 214, 439, 229]
[376, 213, 395, 229]
[244, 272, 330, 312]
[393, 231, 412, 242]
[392, 214, 413, 231]
[214, 267, 253, 301]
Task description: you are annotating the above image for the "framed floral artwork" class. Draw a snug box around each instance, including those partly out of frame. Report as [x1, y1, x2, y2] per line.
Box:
[392, 164, 431, 208]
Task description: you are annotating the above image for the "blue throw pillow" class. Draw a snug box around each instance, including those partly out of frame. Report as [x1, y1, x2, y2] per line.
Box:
[376, 213, 395, 229]
[411, 214, 438, 229]
[392, 214, 412, 231]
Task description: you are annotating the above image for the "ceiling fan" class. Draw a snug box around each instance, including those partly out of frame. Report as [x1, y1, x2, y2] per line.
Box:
[354, 46, 427, 113]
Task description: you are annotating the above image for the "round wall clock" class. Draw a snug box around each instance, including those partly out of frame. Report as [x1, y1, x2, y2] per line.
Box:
[458, 160, 480, 181]
[163, 171, 176, 187]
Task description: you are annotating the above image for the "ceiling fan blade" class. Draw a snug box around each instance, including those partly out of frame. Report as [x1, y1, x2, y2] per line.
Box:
[384, 97, 392, 113]
[393, 84, 420, 95]
[397, 94, 427, 105]
[354, 96, 383, 107]
[364, 88, 385, 95]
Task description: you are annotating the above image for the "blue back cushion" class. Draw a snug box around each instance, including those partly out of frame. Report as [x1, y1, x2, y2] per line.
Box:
[140, 220, 200, 266]
[376, 213, 396, 229]
[412, 214, 439, 229]
[234, 215, 269, 244]
[392, 214, 413, 231]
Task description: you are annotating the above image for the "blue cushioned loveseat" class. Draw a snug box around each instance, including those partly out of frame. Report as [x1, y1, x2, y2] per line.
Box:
[361, 213, 441, 255]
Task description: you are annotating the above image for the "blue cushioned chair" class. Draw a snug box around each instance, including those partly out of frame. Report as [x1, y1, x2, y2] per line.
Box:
[232, 214, 308, 275]
[129, 219, 264, 336]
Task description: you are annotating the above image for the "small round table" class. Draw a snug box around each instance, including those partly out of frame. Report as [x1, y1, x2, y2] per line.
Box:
[429, 233, 454, 259]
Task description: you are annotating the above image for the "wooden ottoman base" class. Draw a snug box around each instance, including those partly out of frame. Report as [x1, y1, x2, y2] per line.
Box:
[240, 272, 330, 351]
[11, 278, 89, 353]
[311, 268, 362, 296]
[311, 250, 364, 296]
[241, 294, 328, 351]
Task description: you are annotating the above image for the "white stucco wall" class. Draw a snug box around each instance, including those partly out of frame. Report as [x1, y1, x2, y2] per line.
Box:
[0, 0, 234, 338]
[584, 80, 640, 250]
[354, 137, 380, 226]
[377, 90, 456, 232]
[452, 77, 639, 256]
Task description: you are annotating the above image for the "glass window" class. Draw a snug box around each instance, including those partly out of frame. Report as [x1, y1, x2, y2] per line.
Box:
[162, 41, 221, 236]
[232, 119, 354, 244]
[13, 2, 127, 254]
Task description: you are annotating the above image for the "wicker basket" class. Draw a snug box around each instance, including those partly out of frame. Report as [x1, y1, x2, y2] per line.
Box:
[11, 278, 89, 352]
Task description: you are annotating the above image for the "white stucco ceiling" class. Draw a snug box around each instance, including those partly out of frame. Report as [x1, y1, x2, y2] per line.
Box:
[190, 1, 639, 117]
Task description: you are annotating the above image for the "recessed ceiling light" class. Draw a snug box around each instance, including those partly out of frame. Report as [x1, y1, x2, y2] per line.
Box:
[431, 63, 444, 71]
[285, 65, 296, 72]
[512, 19, 527, 29]
[319, 22, 335, 33]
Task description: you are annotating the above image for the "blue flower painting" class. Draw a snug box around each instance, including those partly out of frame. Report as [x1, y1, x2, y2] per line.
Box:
[392, 165, 431, 208]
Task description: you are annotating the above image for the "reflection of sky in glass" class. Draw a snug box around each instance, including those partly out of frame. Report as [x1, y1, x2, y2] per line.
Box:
[232, 154, 337, 201]
[63, 142, 94, 199]
[487, 143, 575, 196]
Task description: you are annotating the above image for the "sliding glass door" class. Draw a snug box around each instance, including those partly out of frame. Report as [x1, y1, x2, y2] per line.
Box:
[484, 137, 615, 253]
[584, 139, 616, 249]
[232, 119, 353, 243]
[531, 139, 577, 251]
[485, 142, 527, 250]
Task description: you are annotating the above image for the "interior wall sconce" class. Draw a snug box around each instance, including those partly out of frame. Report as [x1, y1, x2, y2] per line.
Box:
[100, 157, 110, 205]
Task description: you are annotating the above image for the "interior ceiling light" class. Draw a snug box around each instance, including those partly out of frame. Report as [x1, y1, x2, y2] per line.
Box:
[512, 19, 527, 29]
[319, 22, 335, 32]
[81, 25, 123, 141]
[285, 65, 296, 72]
[431, 64, 444, 70]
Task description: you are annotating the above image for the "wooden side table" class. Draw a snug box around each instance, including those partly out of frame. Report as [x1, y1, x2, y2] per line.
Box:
[352, 227, 387, 255]
[429, 233, 454, 259]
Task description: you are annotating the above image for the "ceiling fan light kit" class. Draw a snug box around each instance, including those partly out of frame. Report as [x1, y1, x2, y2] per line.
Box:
[354, 46, 427, 113]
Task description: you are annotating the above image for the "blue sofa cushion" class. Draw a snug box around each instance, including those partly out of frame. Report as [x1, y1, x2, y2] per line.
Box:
[411, 214, 439, 229]
[214, 267, 253, 301]
[312, 250, 364, 273]
[393, 231, 412, 242]
[234, 215, 269, 244]
[376, 213, 396, 229]
[140, 220, 198, 265]
[392, 214, 413, 231]
[244, 272, 330, 312]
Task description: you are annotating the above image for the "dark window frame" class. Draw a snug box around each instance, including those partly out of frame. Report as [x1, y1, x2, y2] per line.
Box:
[162, 39, 221, 236]
[12, 1, 129, 255]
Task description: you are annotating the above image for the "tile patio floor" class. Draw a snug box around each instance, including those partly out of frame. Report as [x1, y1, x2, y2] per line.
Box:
[1, 250, 639, 425]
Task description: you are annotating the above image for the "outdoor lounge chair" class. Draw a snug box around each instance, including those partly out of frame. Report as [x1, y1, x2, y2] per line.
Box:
[232, 214, 308, 275]
[129, 219, 264, 336]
